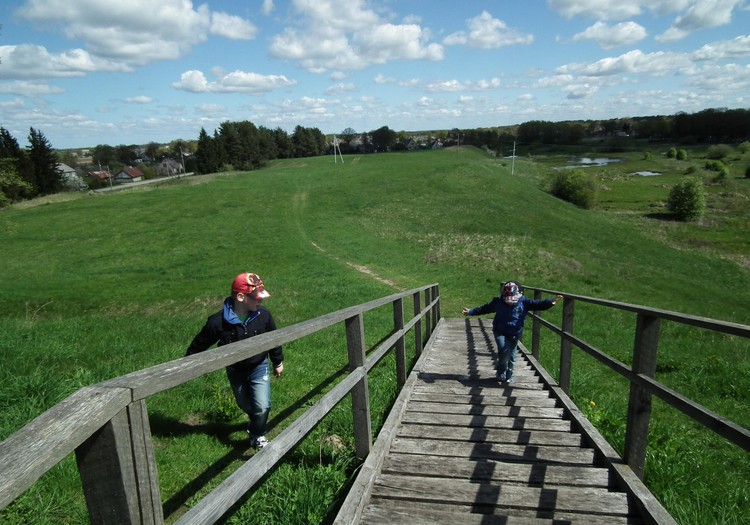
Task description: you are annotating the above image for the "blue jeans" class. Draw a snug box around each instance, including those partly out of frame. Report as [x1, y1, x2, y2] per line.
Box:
[494, 333, 519, 379]
[226, 361, 271, 437]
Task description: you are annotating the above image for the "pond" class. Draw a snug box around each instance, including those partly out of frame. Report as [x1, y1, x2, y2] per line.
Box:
[554, 157, 624, 170]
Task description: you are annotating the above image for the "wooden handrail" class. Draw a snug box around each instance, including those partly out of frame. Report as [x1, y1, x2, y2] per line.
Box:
[525, 285, 750, 480]
[0, 284, 441, 525]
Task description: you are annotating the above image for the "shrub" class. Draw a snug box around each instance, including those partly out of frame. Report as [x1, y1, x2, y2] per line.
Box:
[667, 177, 706, 221]
[738, 141, 750, 154]
[714, 166, 729, 184]
[550, 169, 599, 209]
[706, 144, 732, 160]
[667, 147, 677, 158]
[704, 160, 725, 172]
[676, 149, 688, 161]
[643, 151, 652, 160]
[685, 166, 697, 174]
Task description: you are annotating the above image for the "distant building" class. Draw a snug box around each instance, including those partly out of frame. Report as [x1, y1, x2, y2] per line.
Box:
[58, 163, 87, 190]
[156, 158, 185, 177]
[114, 166, 144, 183]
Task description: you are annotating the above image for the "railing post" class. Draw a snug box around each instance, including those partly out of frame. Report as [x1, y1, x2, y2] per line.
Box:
[345, 313, 372, 460]
[393, 298, 406, 388]
[431, 284, 440, 329]
[625, 312, 661, 479]
[76, 400, 164, 525]
[531, 289, 542, 359]
[424, 287, 432, 336]
[413, 291, 423, 357]
[559, 297, 575, 393]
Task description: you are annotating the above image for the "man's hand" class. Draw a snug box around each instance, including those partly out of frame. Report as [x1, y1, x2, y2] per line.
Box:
[274, 363, 284, 378]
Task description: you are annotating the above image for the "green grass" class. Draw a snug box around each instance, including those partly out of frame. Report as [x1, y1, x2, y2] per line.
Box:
[1, 146, 749, 524]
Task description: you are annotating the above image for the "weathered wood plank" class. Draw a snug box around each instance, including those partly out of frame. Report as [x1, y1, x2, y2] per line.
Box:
[406, 400, 565, 419]
[398, 423, 584, 447]
[0, 386, 131, 510]
[381, 453, 612, 487]
[410, 391, 559, 408]
[361, 499, 641, 525]
[370, 473, 634, 516]
[401, 411, 572, 431]
[389, 436, 596, 465]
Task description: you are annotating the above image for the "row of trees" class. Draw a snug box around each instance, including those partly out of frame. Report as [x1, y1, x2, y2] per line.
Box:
[1, 127, 61, 206]
[193, 122, 327, 174]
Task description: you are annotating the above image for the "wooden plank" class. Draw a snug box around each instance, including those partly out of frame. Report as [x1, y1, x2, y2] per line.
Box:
[410, 391, 559, 408]
[401, 411, 572, 432]
[406, 401, 565, 419]
[381, 453, 612, 487]
[397, 423, 585, 447]
[389, 437, 596, 465]
[370, 473, 634, 516]
[0, 386, 131, 510]
[361, 499, 639, 525]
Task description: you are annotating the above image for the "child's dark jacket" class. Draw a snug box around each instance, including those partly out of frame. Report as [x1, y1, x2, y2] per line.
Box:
[468, 296, 555, 336]
[186, 297, 283, 374]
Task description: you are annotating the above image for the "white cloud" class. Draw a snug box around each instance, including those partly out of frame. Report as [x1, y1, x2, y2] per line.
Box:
[0, 44, 130, 80]
[326, 82, 356, 94]
[268, 0, 443, 72]
[374, 74, 396, 84]
[261, 0, 274, 16]
[444, 11, 533, 49]
[547, 0, 645, 20]
[425, 78, 501, 92]
[123, 96, 153, 104]
[557, 49, 688, 76]
[0, 81, 65, 96]
[572, 21, 648, 49]
[210, 12, 258, 40]
[692, 35, 750, 61]
[173, 70, 297, 93]
[17, 0, 213, 65]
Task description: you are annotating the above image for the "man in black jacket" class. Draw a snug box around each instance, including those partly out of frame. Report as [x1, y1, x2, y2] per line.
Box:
[186, 272, 283, 448]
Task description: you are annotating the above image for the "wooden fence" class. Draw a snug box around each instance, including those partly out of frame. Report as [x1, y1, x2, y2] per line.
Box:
[525, 286, 750, 479]
[0, 284, 441, 524]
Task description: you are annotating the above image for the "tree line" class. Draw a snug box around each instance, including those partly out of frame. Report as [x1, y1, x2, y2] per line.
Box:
[0, 127, 60, 206]
[193, 122, 327, 174]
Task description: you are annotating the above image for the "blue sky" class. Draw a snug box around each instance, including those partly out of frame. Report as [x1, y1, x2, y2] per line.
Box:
[1, 0, 749, 149]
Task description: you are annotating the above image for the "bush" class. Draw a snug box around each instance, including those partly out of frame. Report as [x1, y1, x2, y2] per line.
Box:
[667, 177, 706, 221]
[676, 149, 688, 161]
[667, 147, 677, 159]
[550, 169, 599, 209]
[706, 144, 732, 160]
[713, 167, 729, 184]
[738, 141, 750, 154]
[704, 160, 725, 172]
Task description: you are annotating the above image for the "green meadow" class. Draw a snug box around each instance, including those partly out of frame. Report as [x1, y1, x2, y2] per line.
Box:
[1, 146, 748, 524]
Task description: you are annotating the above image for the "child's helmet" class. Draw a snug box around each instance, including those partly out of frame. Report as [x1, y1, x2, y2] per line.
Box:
[501, 281, 523, 305]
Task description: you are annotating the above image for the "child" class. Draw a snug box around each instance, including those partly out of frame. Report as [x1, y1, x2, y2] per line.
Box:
[186, 272, 284, 448]
[463, 281, 562, 383]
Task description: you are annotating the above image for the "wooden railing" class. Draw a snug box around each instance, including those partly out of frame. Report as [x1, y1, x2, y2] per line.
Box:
[525, 286, 750, 479]
[0, 284, 441, 524]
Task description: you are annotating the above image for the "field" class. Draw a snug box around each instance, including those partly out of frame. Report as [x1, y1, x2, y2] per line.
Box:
[1, 145, 749, 524]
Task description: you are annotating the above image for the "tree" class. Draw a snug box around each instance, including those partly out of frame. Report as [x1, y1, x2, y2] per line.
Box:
[550, 169, 598, 209]
[27, 127, 61, 195]
[667, 177, 705, 221]
[0, 158, 33, 207]
[194, 127, 219, 174]
[0, 127, 34, 197]
[370, 126, 397, 151]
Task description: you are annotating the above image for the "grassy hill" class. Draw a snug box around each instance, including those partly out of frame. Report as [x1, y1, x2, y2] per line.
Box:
[1, 147, 748, 523]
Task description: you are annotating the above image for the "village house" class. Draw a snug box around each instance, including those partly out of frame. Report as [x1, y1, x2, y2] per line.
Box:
[114, 166, 144, 183]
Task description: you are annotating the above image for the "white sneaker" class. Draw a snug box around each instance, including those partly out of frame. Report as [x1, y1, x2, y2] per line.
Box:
[251, 435, 268, 449]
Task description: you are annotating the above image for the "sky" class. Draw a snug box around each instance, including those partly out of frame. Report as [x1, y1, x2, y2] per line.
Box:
[0, 0, 749, 150]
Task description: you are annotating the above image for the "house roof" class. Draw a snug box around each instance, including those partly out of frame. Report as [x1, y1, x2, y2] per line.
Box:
[118, 166, 144, 179]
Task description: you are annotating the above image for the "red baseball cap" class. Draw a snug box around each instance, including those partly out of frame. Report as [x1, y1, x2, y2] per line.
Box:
[231, 272, 271, 299]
